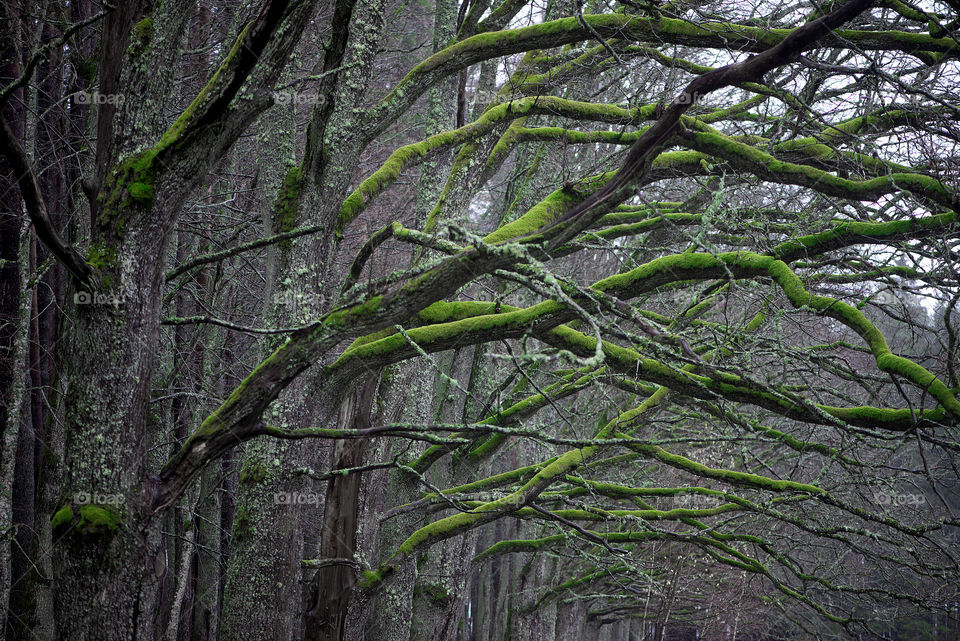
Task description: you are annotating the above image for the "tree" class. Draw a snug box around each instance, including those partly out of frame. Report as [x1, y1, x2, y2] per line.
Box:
[2, 0, 959, 639]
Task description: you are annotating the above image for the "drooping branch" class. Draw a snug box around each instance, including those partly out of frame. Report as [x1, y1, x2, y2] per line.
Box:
[363, 3, 945, 139]
[0, 114, 93, 285]
[150, 242, 526, 512]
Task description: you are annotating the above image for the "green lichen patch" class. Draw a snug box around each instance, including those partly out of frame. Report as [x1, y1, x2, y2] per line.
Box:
[239, 457, 269, 484]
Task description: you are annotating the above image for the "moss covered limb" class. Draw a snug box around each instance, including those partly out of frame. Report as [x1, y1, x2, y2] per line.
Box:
[625, 442, 825, 495]
[332, 251, 952, 440]
[330, 252, 950, 443]
[375, 378, 677, 585]
[155, 1, 314, 155]
[156, 242, 531, 511]
[585, 258, 955, 418]
[679, 128, 959, 211]
[577, 252, 960, 420]
[99, 3, 315, 254]
[505, 502, 745, 522]
[544, 323, 948, 430]
[413, 366, 602, 472]
[337, 96, 655, 235]
[471, 534, 568, 563]
[364, 13, 954, 138]
[771, 210, 960, 263]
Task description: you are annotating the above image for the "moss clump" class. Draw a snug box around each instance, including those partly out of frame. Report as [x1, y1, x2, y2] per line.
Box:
[128, 181, 154, 203]
[51, 505, 74, 532]
[76, 505, 122, 535]
[52, 504, 123, 536]
[273, 165, 302, 249]
[358, 568, 385, 590]
[98, 148, 159, 235]
[86, 243, 118, 270]
[129, 17, 154, 56]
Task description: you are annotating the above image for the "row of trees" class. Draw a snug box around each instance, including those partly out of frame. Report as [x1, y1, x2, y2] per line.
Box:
[1, 0, 959, 639]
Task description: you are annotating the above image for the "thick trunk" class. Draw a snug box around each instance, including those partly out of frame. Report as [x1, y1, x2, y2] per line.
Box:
[48, 222, 171, 639]
[218, 64, 314, 641]
[305, 374, 378, 641]
[350, 361, 436, 641]
[37, 0, 315, 635]
[220, 433, 326, 640]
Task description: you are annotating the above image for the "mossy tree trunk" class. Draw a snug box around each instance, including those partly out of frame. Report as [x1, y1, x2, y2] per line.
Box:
[221, 0, 387, 637]
[216, 42, 309, 641]
[8, 2, 317, 638]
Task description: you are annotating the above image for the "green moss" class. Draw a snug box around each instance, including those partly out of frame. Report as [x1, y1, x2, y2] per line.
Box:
[397, 510, 488, 556]
[416, 582, 452, 605]
[323, 295, 383, 328]
[76, 505, 122, 535]
[98, 148, 159, 236]
[273, 165, 302, 248]
[233, 504, 255, 540]
[129, 17, 154, 56]
[128, 181, 153, 203]
[474, 535, 567, 562]
[51, 505, 74, 532]
[358, 569, 384, 589]
[158, 21, 253, 151]
[631, 443, 825, 494]
[52, 503, 123, 536]
[686, 129, 956, 210]
[483, 172, 618, 244]
[86, 243, 118, 270]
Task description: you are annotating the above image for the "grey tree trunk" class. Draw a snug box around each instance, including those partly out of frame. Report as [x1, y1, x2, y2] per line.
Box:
[222, 0, 387, 637]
